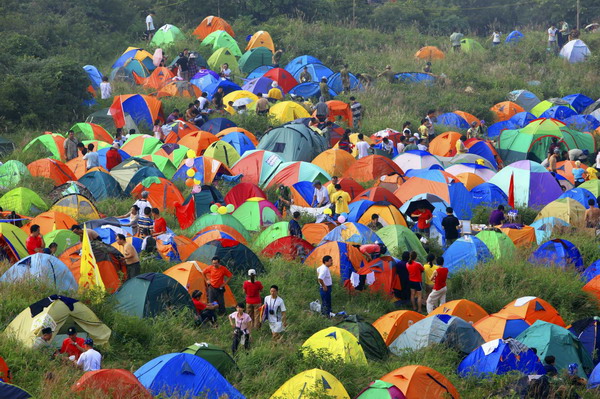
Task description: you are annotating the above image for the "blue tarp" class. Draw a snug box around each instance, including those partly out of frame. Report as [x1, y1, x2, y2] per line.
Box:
[529, 239, 584, 271]
[458, 339, 545, 377]
[0, 253, 77, 290]
[505, 30, 524, 43]
[83, 65, 103, 89]
[394, 72, 436, 85]
[443, 237, 493, 274]
[288, 82, 337, 99]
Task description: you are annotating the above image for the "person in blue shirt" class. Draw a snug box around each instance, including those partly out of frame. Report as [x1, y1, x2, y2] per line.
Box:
[572, 160, 586, 187]
[288, 212, 303, 238]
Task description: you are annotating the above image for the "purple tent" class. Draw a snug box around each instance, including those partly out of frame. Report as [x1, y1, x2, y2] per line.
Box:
[242, 77, 281, 95]
[356, 380, 406, 399]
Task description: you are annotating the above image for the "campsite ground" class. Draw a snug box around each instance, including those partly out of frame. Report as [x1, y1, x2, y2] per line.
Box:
[2, 16, 600, 399]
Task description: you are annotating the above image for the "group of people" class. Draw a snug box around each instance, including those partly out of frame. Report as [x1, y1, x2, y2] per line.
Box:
[34, 326, 102, 372]
[548, 21, 580, 54]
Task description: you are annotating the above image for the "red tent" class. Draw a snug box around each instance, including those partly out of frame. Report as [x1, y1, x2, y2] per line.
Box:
[263, 68, 298, 93]
[343, 155, 404, 183]
[224, 182, 267, 208]
[351, 187, 403, 208]
[71, 369, 151, 398]
[261, 236, 314, 261]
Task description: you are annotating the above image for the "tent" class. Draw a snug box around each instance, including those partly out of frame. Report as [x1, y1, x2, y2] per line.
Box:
[263, 68, 298, 93]
[563, 93, 594, 113]
[71, 369, 151, 398]
[254, 221, 289, 250]
[79, 171, 123, 201]
[558, 187, 596, 208]
[353, 187, 403, 209]
[110, 157, 156, 189]
[328, 72, 362, 93]
[269, 101, 311, 124]
[569, 317, 600, 365]
[289, 82, 337, 99]
[347, 200, 406, 227]
[531, 100, 575, 117]
[4, 295, 111, 347]
[304, 241, 366, 282]
[475, 230, 516, 260]
[560, 39, 591, 63]
[302, 327, 367, 365]
[343, 155, 403, 183]
[285, 55, 323, 75]
[182, 342, 237, 376]
[193, 225, 247, 246]
[395, 72, 436, 85]
[156, 80, 203, 98]
[111, 47, 154, 71]
[201, 118, 237, 134]
[321, 222, 382, 246]
[130, 176, 184, 213]
[270, 369, 350, 399]
[529, 238, 584, 270]
[109, 95, 164, 129]
[507, 90, 541, 112]
[133, 67, 175, 90]
[83, 65, 103, 89]
[474, 314, 531, 342]
[540, 105, 578, 121]
[224, 183, 267, 209]
[356, 380, 405, 399]
[188, 239, 263, 273]
[376, 225, 426, 259]
[203, 141, 240, 167]
[497, 296, 566, 327]
[0, 253, 77, 291]
[582, 261, 600, 282]
[337, 315, 389, 361]
[188, 212, 251, 241]
[373, 310, 425, 346]
[23, 133, 66, 161]
[490, 101, 525, 122]
[437, 113, 470, 130]
[50, 194, 100, 220]
[427, 299, 488, 324]
[535, 197, 585, 226]
[0, 187, 47, 216]
[261, 235, 314, 261]
[292, 63, 334, 83]
[428, 131, 462, 157]
[207, 48, 240, 76]
[165, 261, 236, 307]
[0, 160, 30, 188]
[381, 365, 460, 399]
[442, 236, 494, 274]
[0, 382, 31, 399]
[173, 156, 231, 186]
[266, 161, 330, 189]
[239, 48, 273, 76]
[246, 30, 275, 52]
[201, 30, 241, 56]
[192, 16, 235, 40]
[506, 30, 524, 43]
[43, 229, 79, 256]
[393, 150, 442, 173]
[70, 122, 113, 143]
[23, 210, 76, 235]
[497, 224, 537, 247]
[460, 38, 485, 52]
[232, 197, 280, 231]
[134, 353, 244, 398]
[470, 182, 508, 208]
[415, 46, 445, 60]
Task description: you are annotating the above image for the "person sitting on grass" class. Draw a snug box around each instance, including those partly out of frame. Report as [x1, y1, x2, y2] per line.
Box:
[76, 338, 101, 372]
[229, 302, 252, 354]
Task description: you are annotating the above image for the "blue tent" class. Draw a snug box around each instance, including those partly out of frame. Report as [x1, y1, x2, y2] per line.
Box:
[201, 118, 237, 135]
[564, 115, 600, 132]
[529, 217, 570, 244]
[135, 353, 245, 399]
[112, 48, 142, 69]
[582, 260, 600, 282]
[563, 94, 594, 113]
[291, 181, 314, 206]
[540, 105, 578, 121]
[220, 132, 256, 157]
[437, 113, 470, 129]
[292, 63, 334, 83]
[78, 171, 123, 201]
[96, 148, 131, 170]
[470, 182, 508, 208]
[589, 362, 600, 388]
[83, 65, 103, 89]
[328, 72, 363, 93]
[529, 238, 584, 271]
[288, 82, 337, 99]
[304, 241, 366, 282]
[509, 111, 537, 126]
[124, 166, 165, 195]
[0, 382, 31, 399]
[0, 253, 77, 290]
[247, 65, 274, 79]
[569, 317, 600, 365]
[488, 120, 517, 138]
[285, 55, 323, 75]
[242, 77, 278, 95]
[190, 73, 218, 91]
[466, 141, 499, 169]
[558, 188, 596, 208]
[443, 237, 493, 274]
[448, 182, 474, 219]
[394, 72, 436, 85]
[203, 80, 242, 101]
[321, 222, 383, 246]
[505, 31, 524, 43]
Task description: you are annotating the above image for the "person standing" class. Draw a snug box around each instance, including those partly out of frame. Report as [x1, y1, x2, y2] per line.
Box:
[442, 207, 461, 247]
[327, 176, 339, 197]
[377, 65, 396, 83]
[255, 93, 270, 116]
[213, 87, 225, 110]
[350, 97, 362, 128]
[355, 134, 370, 159]
[299, 66, 312, 83]
[60, 327, 86, 360]
[26, 224, 44, 255]
[340, 64, 351, 93]
[137, 207, 154, 237]
[585, 199, 600, 228]
[330, 184, 351, 216]
[64, 130, 79, 162]
[99, 76, 112, 100]
[264, 285, 287, 340]
[319, 77, 330, 101]
[423, 254, 439, 299]
[288, 211, 303, 238]
[411, 207, 433, 237]
[268, 82, 283, 101]
[406, 251, 424, 313]
[572, 161, 586, 187]
[151, 208, 167, 236]
[313, 97, 329, 122]
[426, 257, 448, 313]
[76, 339, 101, 372]
[395, 251, 411, 303]
[425, 110, 436, 141]
[338, 130, 353, 153]
[145, 11, 155, 41]
[176, 50, 190, 81]
[105, 143, 122, 171]
[134, 191, 152, 217]
[243, 269, 263, 330]
[317, 256, 334, 317]
[491, 30, 501, 46]
[548, 24, 559, 54]
[559, 20, 570, 49]
[229, 303, 252, 354]
[450, 29, 464, 52]
[548, 149, 559, 175]
[276, 184, 291, 216]
[83, 143, 100, 170]
[396, 136, 406, 154]
[204, 256, 233, 315]
[272, 49, 283, 67]
[116, 234, 140, 280]
[404, 137, 419, 151]
[467, 122, 479, 139]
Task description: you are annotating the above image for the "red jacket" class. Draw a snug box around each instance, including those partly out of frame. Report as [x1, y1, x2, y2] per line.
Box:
[106, 148, 122, 171]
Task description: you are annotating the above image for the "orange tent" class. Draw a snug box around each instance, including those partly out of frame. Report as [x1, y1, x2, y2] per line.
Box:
[556, 160, 589, 185]
[583, 275, 600, 302]
[473, 314, 531, 342]
[303, 241, 366, 277]
[381, 365, 461, 399]
[0, 356, 11, 383]
[427, 299, 488, 324]
[415, 46, 445, 60]
[455, 172, 485, 190]
[130, 177, 184, 213]
[352, 187, 404, 209]
[178, 131, 219, 156]
[66, 157, 88, 179]
[325, 100, 353, 127]
[454, 110, 479, 126]
[216, 127, 259, 146]
[23, 211, 77, 235]
[343, 155, 404, 183]
[246, 31, 275, 52]
[490, 101, 525, 122]
[133, 67, 175, 89]
[164, 261, 209, 294]
[193, 229, 235, 247]
[375, 174, 405, 192]
[60, 243, 126, 293]
[373, 310, 426, 346]
[312, 149, 356, 177]
[156, 81, 202, 98]
[164, 121, 202, 144]
[362, 256, 401, 298]
[496, 296, 566, 327]
[324, 177, 364, 199]
[172, 235, 199, 262]
[498, 225, 537, 247]
[28, 158, 77, 186]
[393, 172, 458, 204]
[196, 224, 248, 245]
[193, 16, 235, 40]
[428, 131, 462, 157]
[301, 223, 335, 246]
[71, 369, 151, 398]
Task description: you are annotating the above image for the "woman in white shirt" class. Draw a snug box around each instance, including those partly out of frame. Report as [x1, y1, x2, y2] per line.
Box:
[220, 63, 232, 79]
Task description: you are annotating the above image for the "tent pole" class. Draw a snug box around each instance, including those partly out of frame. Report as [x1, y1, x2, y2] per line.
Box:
[577, 0, 580, 30]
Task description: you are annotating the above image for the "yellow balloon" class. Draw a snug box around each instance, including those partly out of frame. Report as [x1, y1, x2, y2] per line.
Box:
[186, 169, 195, 177]
[186, 149, 196, 158]
[323, 208, 332, 215]
[218, 206, 227, 215]
[193, 179, 201, 185]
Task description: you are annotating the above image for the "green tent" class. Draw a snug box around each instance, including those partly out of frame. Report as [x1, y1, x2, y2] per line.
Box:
[516, 320, 593, 378]
[201, 30, 242, 57]
[257, 123, 328, 163]
[204, 141, 240, 168]
[152, 144, 189, 169]
[460, 38, 485, 53]
[113, 273, 194, 318]
[356, 380, 402, 398]
[182, 342, 237, 376]
[0, 160, 30, 189]
[231, 198, 279, 232]
[377, 225, 427, 261]
[238, 47, 272, 75]
[121, 135, 163, 156]
[150, 24, 185, 47]
[109, 157, 156, 190]
[82, 140, 111, 151]
[337, 315, 389, 361]
[0, 187, 48, 216]
[143, 155, 177, 179]
[254, 221, 289, 250]
[23, 134, 64, 161]
[188, 213, 251, 242]
[43, 229, 80, 256]
[69, 123, 112, 142]
[207, 48, 240, 76]
[579, 180, 600, 197]
[475, 230, 516, 260]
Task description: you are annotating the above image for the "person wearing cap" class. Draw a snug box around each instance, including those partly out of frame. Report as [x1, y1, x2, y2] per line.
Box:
[116, 233, 140, 280]
[569, 148, 589, 162]
[33, 327, 57, 355]
[377, 65, 396, 83]
[312, 181, 330, 208]
[134, 191, 152, 217]
[243, 269, 263, 329]
[204, 256, 233, 315]
[76, 338, 101, 372]
[191, 290, 218, 327]
[466, 121, 479, 140]
[60, 327, 86, 360]
[264, 285, 287, 340]
[299, 66, 312, 83]
[319, 77, 330, 101]
[105, 143, 122, 171]
[267, 82, 283, 101]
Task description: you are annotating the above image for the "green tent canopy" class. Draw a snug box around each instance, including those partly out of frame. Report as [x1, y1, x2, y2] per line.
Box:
[150, 24, 186, 47]
[204, 141, 240, 168]
[579, 180, 600, 197]
[43, 229, 80, 256]
[207, 48, 240, 76]
[152, 144, 190, 168]
[254, 221, 289, 250]
[182, 342, 237, 376]
[0, 160, 30, 189]
[238, 47, 272, 75]
[377, 225, 427, 261]
[69, 123, 112, 142]
[460, 38, 485, 53]
[337, 315, 389, 361]
[201, 30, 242, 57]
[475, 230, 516, 260]
[0, 187, 48, 216]
[188, 213, 251, 242]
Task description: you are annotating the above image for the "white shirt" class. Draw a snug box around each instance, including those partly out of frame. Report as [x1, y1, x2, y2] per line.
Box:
[397, 142, 405, 154]
[83, 151, 99, 169]
[264, 296, 286, 323]
[548, 28, 557, 41]
[317, 264, 332, 286]
[197, 97, 209, 110]
[221, 68, 231, 78]
[381, 141, 394, 152]
[417, 144, 428, 151]
[596, 152, 600, 168]
[356, 141, 370, 159]
[100, 82, 112, 100]
[134, 199, 152, 217]
[146, 15, 154, 30]
[425, 115, 435, 135]
[77, 348, 102, 372]
[492, 33, 501, 43]
[313, 186, 329, 205]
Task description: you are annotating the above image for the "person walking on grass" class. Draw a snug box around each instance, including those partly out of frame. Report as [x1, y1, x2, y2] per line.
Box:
[264, 285, 287, 341]
[355, 133, 370, 159]
[83, 143, 99, 170]
[204, 256, 233, 315]
[426, 257, 448, 313]
[229, 302, 252, 354]
[145, 11, 155, 41]
[100, 76, 112, 99]
[548, 24, 559, 54]
[350, 96, 362, 128]
[317, 255, 334, 317]
[406, 251, 424, 313]
[116, 234, 140, 280]
[243, 269, 263, 330]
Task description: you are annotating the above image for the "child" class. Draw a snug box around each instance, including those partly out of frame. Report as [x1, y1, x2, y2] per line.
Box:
[229, 302, 252, 353]
[423, 253, 439, 298]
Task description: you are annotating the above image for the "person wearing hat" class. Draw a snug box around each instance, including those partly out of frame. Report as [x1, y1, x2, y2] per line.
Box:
[569, 148, 589, 162]
[299, 66, 312, 83]
[33, 327, 57, 356]
[59, 326, 86, 360]
[243, 269, 263, 329]
[264, 285, 287, 341]
[377, 65, 396, 83]
[319, 77, 330, 101]
[105, 142, 122, 171]
[76, 338, 101, 372]
[267, 81, 283, 101]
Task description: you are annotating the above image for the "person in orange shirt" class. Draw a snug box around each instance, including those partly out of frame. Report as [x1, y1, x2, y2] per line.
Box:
[203, 256, 233, 315]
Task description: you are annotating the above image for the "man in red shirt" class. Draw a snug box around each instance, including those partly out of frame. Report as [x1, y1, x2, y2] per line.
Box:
[411, 207, 433, 237]
[191, 290, 218, 326]
[26, 224, 44, 255]
[203, 256, 233, 315]
[59, 326, 86, 360]
[426, 256, 448, 314]
[406, 251, 425, 313]
[152, 208, 167, 236]
[105, 143, 122, 171]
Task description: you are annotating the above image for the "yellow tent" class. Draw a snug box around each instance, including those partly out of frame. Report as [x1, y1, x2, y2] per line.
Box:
[4, 296, 111, 347]
[270, 368, 350, 399]
[51, 194, 101, 220]
[535, 197, 585, 226]
[312, 149, 356, 177]
[302, 327, 367, 365]
[246, 31, 275, 53]
[204, 141, 240, 168]
[223, 90, 259, 114]
[269, 101, 310, 124]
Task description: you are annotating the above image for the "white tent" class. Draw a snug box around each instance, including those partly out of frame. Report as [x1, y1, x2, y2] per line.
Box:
[560, 39, 591, 63]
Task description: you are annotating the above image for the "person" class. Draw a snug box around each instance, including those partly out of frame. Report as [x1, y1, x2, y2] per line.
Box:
[134, 191, 152, 217]
[176, 50, 190, 81]
[548, 24, 558, 54]
[548, 137, 560, 155]
[272, 49, 283, 67]
[585, 199, 600, 228]
[255, 93, 270, 115]
[381, 137, 394, 155]
[543, 355, 558, 377]
[455, 135, 467, 154]
[229, 302, 252, 353]
[377, 65, 395, 83]
[166, 109, 180, 123]
[338, 130, 353, 153]
[191, 290, 218, 327]
[411, 207, 433, 236]
[450, 28, 464, 52]
[76, 338, 101, 372]
[350, 97, 362, 128]
[99, 76, 112, 100]
[204, 257, 233, 315]
[105, 143, 122, 171]
[185, 103, 196, 121]
[70, 224, 100, 241]
[572, 160, 586, 186]
[299, 66, 311, 83]
[367, 214, 383, 231]
[313, 97, 329, 122]
[145, 11, 155, 41]
[137, 207, 154, 237]
[396, 136, 406, 154]
[289, 211, 303, 238]
[489, 205, 506, 226]
[548, 149, 559, 174]
[558, 20, 569, 49]
[33, 327, 57, 355]
[243, 269, 263, 330]
[406, 251, 425, 313]
[395, 251, 411, 303]
[587, 166, 598, 180]
[442, 207, 461, 247]
[330, 184, 351, 216]
[264, 285, 287, 340]
[60, 327, 86, 360]
[152, 119, 164, 142]
[423, 253, 439, 298]
[426, 257, 448, 313]
[355, 73, 373, 87]
[312, 181, 330, 208]
[467, 121, 479, 139]
[417, 119, 429, 140]
[83, 144, 99, 170]
[151, 208, 167, 236]
[340, 64, 351, 93]
[319, 77, 330, 100]
[417, 139, 427, 152]
[274, 184, 291, 216]
[317, 256, 334, 317]
[355, 133, 370, 159]
[220, 63, 232, 79]
[26, 224, 44, 255]
[268, 82, 283, 101]
[569, 148, 589, 162]
[404, 137, 419, 151]
[188, 53, 199, 77]
[213, 87, 225, 110]
[116, 234, 140, 280]
[423, 62, 432, 73]
[43, 242, 58, 256]
[402, 121, 412, 137]
[113, 129, 126, 147]
[327, 176, 339, 197]
[491, 30, 501, 46]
